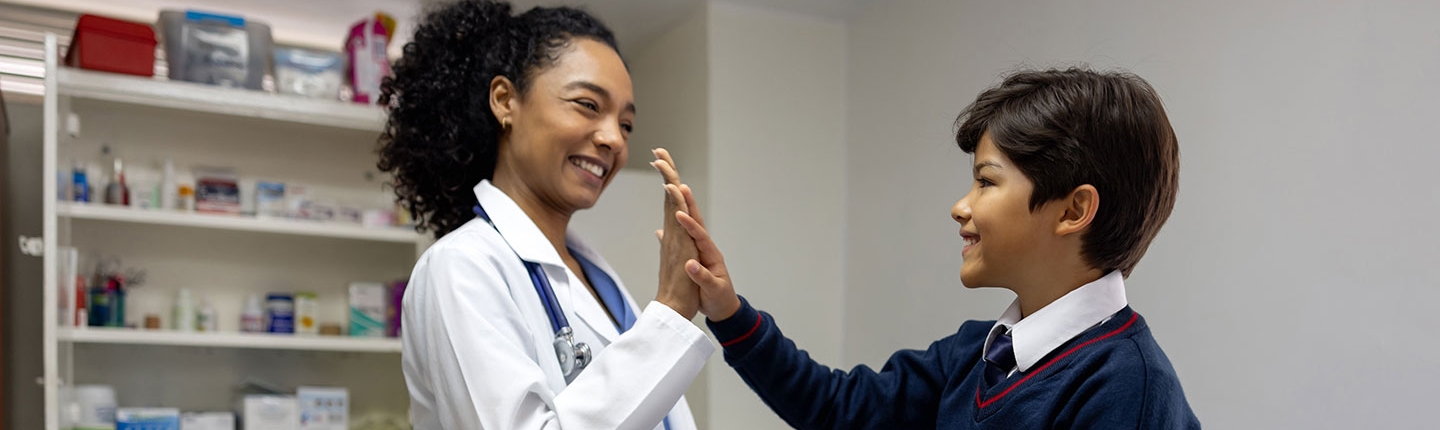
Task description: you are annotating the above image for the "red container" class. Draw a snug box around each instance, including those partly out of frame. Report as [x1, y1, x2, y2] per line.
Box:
[64, 14, 157, 76]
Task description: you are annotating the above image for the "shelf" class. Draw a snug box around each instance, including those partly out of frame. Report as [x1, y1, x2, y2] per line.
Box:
[59, 327, 401, 353]
[59, 203, 422, 244]
[55, 67, 386, 132]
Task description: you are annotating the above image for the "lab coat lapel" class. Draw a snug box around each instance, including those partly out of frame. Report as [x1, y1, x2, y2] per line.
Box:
[566, 235, 624, 344]
[474, 181, 621, 344]
[473, 181, 565, 267]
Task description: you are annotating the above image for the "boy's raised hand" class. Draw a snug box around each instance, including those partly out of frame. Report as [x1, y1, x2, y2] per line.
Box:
[673, 184, 741, 321]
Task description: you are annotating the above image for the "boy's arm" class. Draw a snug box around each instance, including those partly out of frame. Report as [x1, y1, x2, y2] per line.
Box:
[707, 296, 950, 430]
[656, 174, 949, 428]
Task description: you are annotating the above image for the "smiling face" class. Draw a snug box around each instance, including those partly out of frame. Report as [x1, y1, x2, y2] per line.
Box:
[492, 37, 635, 214]
[950, 132, 1058, 290]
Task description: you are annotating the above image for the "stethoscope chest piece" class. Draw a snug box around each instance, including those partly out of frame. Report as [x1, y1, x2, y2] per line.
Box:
[553, 326, 592, 378]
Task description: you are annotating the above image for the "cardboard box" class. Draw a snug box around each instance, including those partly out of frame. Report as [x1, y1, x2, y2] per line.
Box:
[181, 412, 235, 430]
[297, 387, 348, 430]
[239, 395, 297, 430]
[348, 282, 386, 337]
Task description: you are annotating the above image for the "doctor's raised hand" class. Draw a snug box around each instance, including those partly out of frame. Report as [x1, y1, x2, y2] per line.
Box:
[650, 150, 741, 322]
[651, 148, 702, 319]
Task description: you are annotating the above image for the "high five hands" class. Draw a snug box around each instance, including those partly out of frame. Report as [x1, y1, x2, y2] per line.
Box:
[651, 149, 741, 322]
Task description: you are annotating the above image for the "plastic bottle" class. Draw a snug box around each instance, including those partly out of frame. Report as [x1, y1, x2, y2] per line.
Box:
[294, 292, 319, 335]
[172, 288, 195, 332]
[346, 14, 392, 105]
[72, 160, 89, 202]
[198, 299, 217, 332]
[265, 293, 295, 334]
[104, 157, 128, 206]
[87, 283, 110, 327]
[240, 294, 265, 333]
[178, 184, 195, 212]
[161, 158, 177, 210]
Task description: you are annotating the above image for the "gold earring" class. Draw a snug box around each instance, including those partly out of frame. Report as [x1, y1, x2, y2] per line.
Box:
[501, 118, 511, 130]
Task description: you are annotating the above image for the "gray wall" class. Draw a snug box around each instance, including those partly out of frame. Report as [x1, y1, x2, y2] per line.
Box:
[844, 1, 1440, 428]
[704, 3, 848, 429]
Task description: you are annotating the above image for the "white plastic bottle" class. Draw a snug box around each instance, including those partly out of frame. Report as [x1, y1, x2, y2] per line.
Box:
[160, 158, 177, 210]
[294, 292, 319, 335]
[240, 294, 265, 333]
[173, 288, 196, 332]
[197, 299, 218, 332]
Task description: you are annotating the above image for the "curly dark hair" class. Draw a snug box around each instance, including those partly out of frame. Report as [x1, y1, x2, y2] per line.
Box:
[376, 0, 619, 239]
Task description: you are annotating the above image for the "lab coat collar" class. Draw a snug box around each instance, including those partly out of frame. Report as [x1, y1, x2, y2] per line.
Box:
[473, 180, 566, 267]
[474, 180, 625, 344]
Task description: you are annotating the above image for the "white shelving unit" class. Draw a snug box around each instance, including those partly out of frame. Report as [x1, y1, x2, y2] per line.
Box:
[59, 202, 422, 244]
[59, 327, 402, 353]
[54, 66, 385, 132]
[38, 34, 422, 429]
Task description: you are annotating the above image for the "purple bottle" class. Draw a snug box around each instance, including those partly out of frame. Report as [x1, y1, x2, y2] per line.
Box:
[387, 280, 406, 337]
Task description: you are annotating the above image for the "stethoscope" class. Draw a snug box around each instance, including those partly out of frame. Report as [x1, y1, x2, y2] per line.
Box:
[474, 205, 592, 380]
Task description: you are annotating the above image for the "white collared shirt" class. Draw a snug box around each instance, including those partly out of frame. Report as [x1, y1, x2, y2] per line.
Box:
[981, 271, 1129, 376]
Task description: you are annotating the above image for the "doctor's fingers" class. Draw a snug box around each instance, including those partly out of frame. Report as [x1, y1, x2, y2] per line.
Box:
[663, 185, 699, 260]
[651, 159, 681, 187]
[679, 184, 706, 227]
[659, 183, 684, 233]
[651, 152, 683, 188]
[654, 147, 679, 168]
[653, 148, 682, 180]
[664, 184, 690, 217]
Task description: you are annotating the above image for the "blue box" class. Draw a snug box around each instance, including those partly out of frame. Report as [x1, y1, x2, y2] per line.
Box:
[255, 181, 287, 218]
[116, 407, 180, 430]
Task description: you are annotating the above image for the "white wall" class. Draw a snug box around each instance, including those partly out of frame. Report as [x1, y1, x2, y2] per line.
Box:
[844, 1, 1440, 429]
[580, 4, 714, 425]
[584, 4, 849, 430]
[627, 4, 711, 219]
[705, 2, 847, 429]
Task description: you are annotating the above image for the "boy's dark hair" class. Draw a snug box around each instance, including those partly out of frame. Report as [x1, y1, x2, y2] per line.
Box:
[376, 0, 619, 239]
[954, 68, 1179, 277]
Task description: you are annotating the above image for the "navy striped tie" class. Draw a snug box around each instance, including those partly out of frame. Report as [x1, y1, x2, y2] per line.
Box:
[984, 331, 1016, 385]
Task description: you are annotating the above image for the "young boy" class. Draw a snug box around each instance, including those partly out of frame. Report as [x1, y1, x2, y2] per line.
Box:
[662, 68, 1200, 428]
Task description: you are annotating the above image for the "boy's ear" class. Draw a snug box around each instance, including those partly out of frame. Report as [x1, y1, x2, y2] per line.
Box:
[489, 75, 518, 123]
[1056, 184, 1099, 237]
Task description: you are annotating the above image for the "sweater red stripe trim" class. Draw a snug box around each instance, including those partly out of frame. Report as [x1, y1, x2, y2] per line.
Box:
[720, 313, 764, 348]
[975, 312, 1139, 409]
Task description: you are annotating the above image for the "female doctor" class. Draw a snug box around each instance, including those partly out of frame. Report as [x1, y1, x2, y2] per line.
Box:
[376, 1, 712, 429]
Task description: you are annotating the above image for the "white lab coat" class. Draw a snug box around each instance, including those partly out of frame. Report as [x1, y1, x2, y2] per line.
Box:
[402, 180, 713, 430]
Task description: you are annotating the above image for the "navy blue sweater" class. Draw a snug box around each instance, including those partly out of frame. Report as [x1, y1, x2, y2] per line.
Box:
[707, 297, 1200, 429]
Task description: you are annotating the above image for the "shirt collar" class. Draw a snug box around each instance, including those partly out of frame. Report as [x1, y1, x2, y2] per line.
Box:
[983, 270, 1128, 372]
